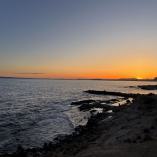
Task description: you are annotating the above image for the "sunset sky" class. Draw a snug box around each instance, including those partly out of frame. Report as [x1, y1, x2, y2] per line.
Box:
[0, 0, 157, 79]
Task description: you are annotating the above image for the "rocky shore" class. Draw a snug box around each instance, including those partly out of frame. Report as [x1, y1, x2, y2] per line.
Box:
[1, 90, 157, 157]
[84, 90, 138, 98]
[138, 85, 157, 90]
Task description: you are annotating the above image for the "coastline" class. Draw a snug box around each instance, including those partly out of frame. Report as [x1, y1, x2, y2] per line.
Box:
[0, 76, 157, 82]
[1, 90, 157, 157]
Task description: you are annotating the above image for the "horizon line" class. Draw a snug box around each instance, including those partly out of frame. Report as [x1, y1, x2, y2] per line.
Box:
[0, 76, 156, 81]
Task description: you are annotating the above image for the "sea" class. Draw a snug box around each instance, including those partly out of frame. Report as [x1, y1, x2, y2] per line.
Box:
[0, 78, 157, 153]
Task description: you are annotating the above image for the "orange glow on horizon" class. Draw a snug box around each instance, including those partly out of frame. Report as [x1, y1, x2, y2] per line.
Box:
[0, 70, 156, 80]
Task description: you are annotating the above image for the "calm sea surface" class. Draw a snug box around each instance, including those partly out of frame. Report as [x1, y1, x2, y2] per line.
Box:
[0, 78, 157, 153]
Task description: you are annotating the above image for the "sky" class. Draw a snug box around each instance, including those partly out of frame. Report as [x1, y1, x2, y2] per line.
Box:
[0, 0, 157, 79]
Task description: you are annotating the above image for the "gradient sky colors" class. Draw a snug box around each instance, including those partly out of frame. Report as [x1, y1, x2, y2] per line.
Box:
[0, 0, 157, 79]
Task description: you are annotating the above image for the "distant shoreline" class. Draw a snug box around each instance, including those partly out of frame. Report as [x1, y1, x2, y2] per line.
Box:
[0, 76, 157, 82]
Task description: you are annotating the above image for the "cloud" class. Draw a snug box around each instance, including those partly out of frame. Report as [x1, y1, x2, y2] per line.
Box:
[15, 72, 45, 75]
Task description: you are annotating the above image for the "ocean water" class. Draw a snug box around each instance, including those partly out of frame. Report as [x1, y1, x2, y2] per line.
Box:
[0, 78, 157, 153]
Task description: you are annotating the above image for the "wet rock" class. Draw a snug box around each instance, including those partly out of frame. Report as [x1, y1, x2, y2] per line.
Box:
[138, 85, 157, 90]
[84, 90, 137, 98]
[71, 100, 96, 105]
